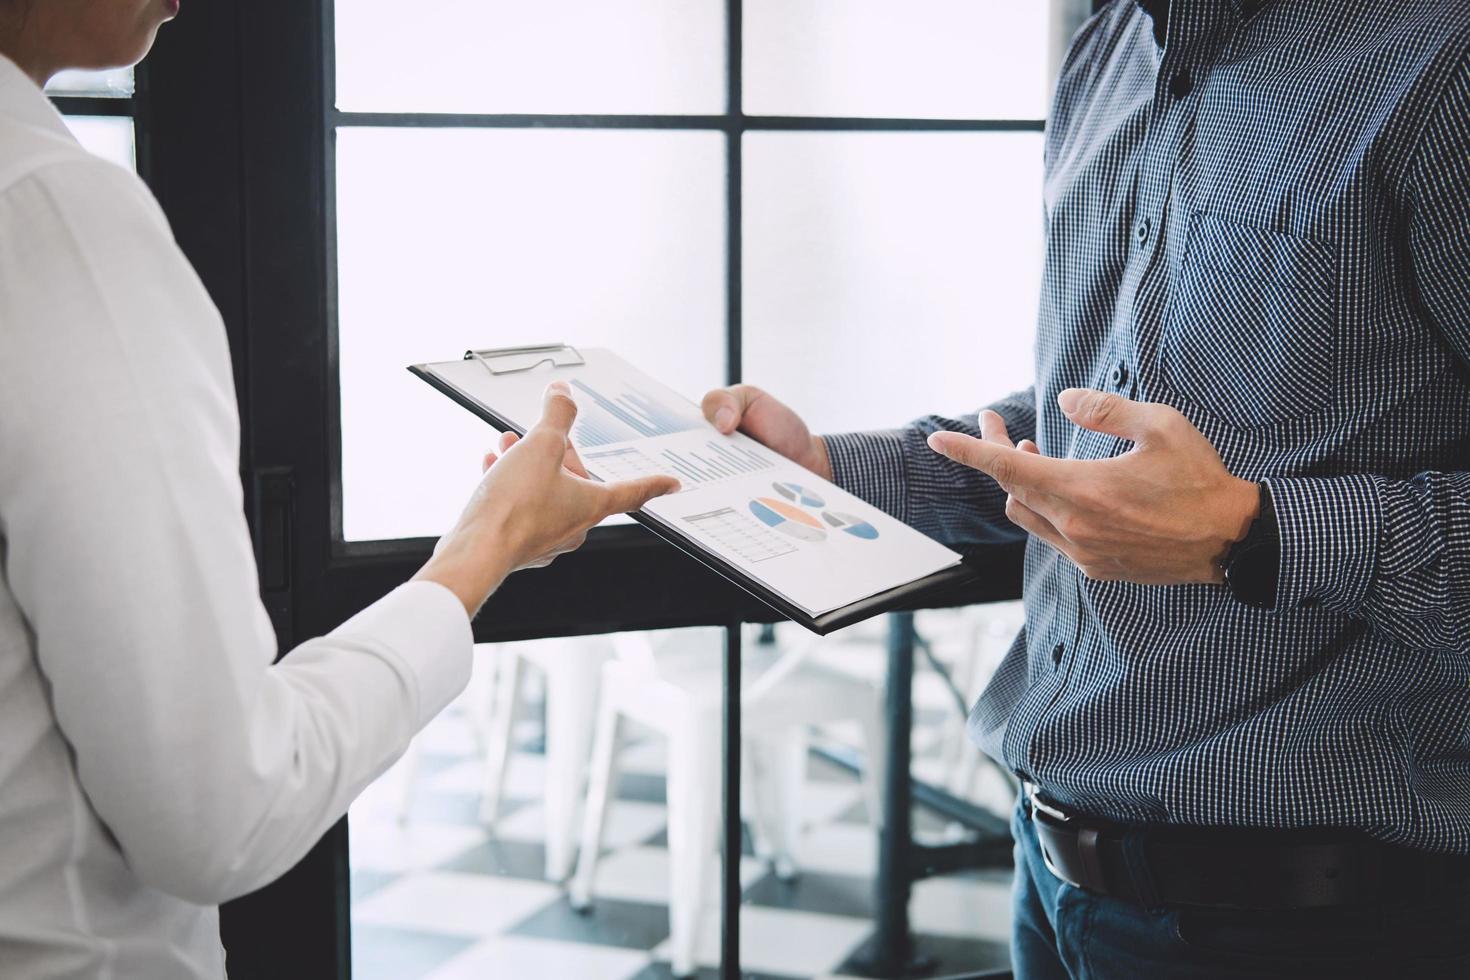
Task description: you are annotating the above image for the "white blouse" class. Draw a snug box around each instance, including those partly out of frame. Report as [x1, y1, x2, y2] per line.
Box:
[0, 57, 473, 978]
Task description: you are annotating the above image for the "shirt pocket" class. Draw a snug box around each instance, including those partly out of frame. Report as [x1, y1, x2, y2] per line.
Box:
[1158, 212, 1337, 429]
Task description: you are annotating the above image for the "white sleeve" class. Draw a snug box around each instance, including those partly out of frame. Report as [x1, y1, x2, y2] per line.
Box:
[0, 159, 473, 906]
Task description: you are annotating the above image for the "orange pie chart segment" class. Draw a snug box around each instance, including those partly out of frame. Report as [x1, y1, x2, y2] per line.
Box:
[755, 497, 823, 528]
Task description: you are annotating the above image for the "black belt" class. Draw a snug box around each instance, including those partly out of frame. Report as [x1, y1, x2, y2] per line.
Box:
[1024, 785, 1470, 911]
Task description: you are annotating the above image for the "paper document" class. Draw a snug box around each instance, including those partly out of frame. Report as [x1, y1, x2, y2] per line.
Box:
[417, 348, 962, 618]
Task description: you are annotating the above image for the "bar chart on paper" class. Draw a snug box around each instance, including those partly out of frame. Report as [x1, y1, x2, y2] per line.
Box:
[660, 441, 775, 484]
[570, 378, 703, 447]
[584, 440, 777, 489]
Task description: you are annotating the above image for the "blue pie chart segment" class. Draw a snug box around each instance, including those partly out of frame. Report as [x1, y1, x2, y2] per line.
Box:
[773, 481, 825, 508]
[822, 511, 880, 540]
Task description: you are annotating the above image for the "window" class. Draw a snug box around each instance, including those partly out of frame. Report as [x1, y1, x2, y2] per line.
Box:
[46, 68, 139, 172]
[328, 3, 1047, 978]
[744, 130, 1042, 432]
[335, 126, 725, 541]
[743, 1, 1047, 119]
[334, 2, 725, 115]
[332, 2, 1044, 546]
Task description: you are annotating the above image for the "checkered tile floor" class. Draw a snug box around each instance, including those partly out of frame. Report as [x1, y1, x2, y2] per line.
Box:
[349, 617, 1018, 980]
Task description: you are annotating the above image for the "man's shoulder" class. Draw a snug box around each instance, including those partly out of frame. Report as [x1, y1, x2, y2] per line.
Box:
[1047, 2, 1155, 153]
[1055, 1, 1155, 99]
[1066, 1, 1150, 64]
[1391, 0, 1470, 57]
[1386, 1, 1470, 135]
[1399, 0, 1470, 37]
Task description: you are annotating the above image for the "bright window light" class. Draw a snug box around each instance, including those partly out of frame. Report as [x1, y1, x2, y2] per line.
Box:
[61, 116, 136, 172]
[334, 0, 725, 115]
[744, 131, 1043, 433]
[335, 127, 726, 542]
[744, 0, 1049, 119]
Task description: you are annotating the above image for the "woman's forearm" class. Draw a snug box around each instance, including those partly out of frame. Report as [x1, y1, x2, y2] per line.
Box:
[413, 523, 516, 617]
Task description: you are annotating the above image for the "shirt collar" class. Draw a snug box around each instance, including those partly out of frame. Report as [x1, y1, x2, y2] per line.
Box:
[1134, 0, 1278, 35]
[0, 54, 76, 142]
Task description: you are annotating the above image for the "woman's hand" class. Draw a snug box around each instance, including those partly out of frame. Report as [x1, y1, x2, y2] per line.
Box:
[414, 382, 681, 615]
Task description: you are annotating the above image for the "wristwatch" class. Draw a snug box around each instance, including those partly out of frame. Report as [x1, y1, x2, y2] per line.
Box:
[1221, 482, 1280, 609]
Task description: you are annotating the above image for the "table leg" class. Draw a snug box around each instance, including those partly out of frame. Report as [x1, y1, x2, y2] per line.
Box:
[851, 612, 936, 977]
[721, 623, 742, 979]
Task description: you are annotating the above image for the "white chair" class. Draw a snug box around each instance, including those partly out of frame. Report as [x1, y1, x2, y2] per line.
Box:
[393, 638, 612, 884]
[477, 636, 614, 882]
[569, 629, 887, 979]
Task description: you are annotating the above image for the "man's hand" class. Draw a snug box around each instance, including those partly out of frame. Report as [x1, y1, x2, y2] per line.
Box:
[416, 383, 681, 614]
[700, 384, 832, 480]
[928, 389, 1259, 585]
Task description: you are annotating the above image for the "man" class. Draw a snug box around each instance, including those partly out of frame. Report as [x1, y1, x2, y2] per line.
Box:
[704, 0, 1470, 976]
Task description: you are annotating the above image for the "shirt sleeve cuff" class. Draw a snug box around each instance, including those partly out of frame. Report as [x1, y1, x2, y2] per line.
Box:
[329, 581, 474, 729]
[1263, 475, 1382, 614]
[822, 429, 916, 522]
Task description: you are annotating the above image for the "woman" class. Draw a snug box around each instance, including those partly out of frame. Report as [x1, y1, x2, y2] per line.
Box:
[0, 1, 678, 976]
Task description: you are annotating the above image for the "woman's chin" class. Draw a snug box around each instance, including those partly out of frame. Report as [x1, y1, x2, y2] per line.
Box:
[105, 25, 162, 73]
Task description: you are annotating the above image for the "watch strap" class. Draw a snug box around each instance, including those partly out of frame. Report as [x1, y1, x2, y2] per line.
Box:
[1223, 482, 1280, 609]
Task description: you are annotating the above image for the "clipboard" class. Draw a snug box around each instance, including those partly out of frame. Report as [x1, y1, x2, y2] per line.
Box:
[410, 344, 978, 635]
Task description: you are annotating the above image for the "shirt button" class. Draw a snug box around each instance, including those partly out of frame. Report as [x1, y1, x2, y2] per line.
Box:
[1169, 70, 1194, 99]
[1051, 642, 1066, 666]
[1109, 361, 1130, 388]
[1134, 217, 1152, 245]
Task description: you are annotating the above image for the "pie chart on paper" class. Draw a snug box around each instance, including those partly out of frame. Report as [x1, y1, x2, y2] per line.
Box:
[749, 497, 827, 542]
[772, 481, 826, 508]
[822, 511, 880, 540]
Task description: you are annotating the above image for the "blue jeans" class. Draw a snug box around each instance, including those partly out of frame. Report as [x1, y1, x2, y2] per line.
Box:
[1010, 801, 1470, 979]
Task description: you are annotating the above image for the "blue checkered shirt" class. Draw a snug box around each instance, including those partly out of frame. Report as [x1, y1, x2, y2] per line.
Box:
[825, 0, 1470, 853]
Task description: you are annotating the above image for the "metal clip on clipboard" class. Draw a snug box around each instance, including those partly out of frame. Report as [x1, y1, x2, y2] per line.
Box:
[464, 343, 586, 376]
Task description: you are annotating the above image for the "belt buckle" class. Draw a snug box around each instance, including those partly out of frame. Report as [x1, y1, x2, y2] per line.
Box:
[1025, 783, 1076, 883]
[1025, 782, 1072, 825]
[1025, 784, 1110, 894]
